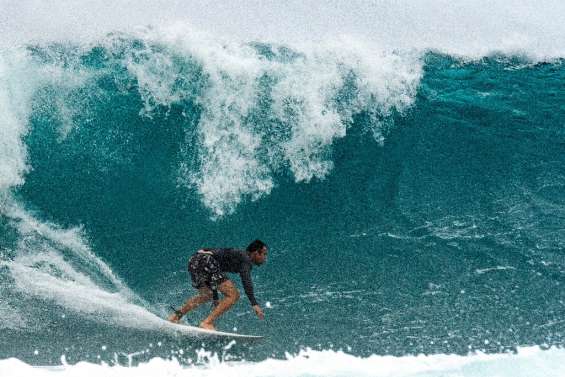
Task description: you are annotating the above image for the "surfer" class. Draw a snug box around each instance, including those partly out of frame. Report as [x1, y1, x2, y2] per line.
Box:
[168, 239, 267, 330]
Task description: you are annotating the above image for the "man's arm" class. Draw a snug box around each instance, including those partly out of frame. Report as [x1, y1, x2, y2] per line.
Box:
[239, 266, 258, 306]
[240, 266, 264, 319]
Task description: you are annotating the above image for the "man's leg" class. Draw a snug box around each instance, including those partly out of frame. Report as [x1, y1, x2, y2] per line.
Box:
[168, 287, 213, 323]
[200, 280, 240, 330]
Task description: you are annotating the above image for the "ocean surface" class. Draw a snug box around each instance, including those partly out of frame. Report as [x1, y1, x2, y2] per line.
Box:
[1, 3, 565, 376]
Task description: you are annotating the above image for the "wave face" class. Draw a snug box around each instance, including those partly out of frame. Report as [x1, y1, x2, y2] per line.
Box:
[1, 25, 565, 374]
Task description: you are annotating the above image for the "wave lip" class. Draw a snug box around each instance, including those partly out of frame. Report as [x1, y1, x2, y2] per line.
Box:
[154, 29, 423, 216]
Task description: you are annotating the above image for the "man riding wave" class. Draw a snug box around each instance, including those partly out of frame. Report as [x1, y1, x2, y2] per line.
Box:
[168, 239, 268, 330]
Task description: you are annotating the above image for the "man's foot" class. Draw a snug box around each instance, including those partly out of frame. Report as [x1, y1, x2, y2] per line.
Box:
[168, 313, 181, 323]
[199, 321, 216, 330]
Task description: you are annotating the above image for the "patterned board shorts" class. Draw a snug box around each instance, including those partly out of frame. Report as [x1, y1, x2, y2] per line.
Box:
[188, 251, 227, 290]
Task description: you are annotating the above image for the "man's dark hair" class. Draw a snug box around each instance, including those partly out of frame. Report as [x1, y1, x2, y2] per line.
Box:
[246, 239, 267, 253]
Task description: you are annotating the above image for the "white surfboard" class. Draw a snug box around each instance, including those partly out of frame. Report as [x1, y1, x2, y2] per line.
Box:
[163, 321, 263, 339]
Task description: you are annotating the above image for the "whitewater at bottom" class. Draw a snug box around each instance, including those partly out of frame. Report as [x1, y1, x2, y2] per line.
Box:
[1, 347, 564, 377]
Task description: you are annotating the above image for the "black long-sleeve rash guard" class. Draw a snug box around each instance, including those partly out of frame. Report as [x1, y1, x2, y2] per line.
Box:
[206, 248, 258, 306]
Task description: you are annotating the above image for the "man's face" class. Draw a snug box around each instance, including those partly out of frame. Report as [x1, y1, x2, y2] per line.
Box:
[251, 246, 268, 265]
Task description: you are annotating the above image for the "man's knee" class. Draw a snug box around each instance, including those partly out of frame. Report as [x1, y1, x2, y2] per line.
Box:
[224, 287, 240, 303]
[219, 280, 240, 303]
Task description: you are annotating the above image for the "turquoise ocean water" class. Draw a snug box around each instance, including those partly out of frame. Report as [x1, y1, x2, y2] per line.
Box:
[1, 13, 565, 376]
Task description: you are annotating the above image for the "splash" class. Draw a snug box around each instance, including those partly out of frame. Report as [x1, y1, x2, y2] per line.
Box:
[1, 347, 565, 377]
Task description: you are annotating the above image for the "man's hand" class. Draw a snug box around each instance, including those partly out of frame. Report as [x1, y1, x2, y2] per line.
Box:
[252, 305, 264, 320]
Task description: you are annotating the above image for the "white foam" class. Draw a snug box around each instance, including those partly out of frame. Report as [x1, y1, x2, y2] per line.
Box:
[6, 202, 132, 294]
[1, 347, 564, 377]
[124, 27, 420, 216]
[123, 45, 187, 115]
[272, 38, 421, 180]
[0, 49, 34, 191]
[0, 46, 91, 193]
[0, 200, 165, 331]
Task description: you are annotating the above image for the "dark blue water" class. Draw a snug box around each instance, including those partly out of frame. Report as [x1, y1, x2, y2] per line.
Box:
[1, 32, 564, 367]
